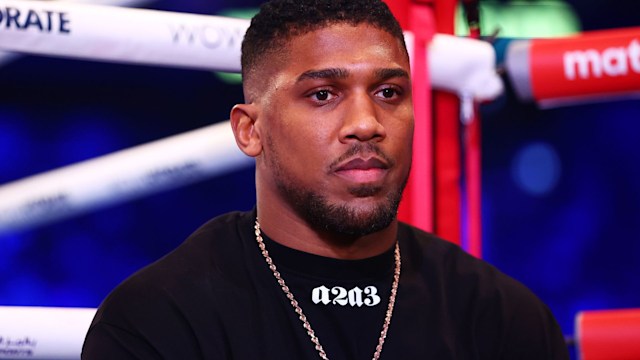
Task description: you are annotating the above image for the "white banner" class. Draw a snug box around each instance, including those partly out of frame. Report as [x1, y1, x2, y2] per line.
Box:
[0, 0, 248, 72]
[0, 306, 96, 359]
[0, 121, 253, 234]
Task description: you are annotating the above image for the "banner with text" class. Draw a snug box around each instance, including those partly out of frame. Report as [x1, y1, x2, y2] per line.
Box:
[506, 27, 640, 106]
[0, 0, 248, 71]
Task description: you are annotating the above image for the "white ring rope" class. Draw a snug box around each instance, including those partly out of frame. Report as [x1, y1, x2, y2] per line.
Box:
[0, 121, 253, 234]
[0, 0, 249, 72]
[0, 0, 155, 66]
[0, 306, 96, 360]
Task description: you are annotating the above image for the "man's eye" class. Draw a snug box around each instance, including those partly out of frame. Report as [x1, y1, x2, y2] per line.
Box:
[313, 90, 331, 101]
[378, 88, 399, 99]
[306, 89, 338, 104]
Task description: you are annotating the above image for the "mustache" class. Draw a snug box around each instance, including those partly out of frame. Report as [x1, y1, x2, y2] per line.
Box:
[328, 143, 395, 171]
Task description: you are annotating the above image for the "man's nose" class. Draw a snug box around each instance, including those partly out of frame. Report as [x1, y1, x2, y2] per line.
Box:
[338, 92, 387, 143]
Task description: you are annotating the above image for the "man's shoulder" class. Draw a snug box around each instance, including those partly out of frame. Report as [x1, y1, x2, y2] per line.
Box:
[397, 223, 568, 359]
[397, 222, 486, 275]
[130, 210, 253, 279]
[398, 222, 538, 303]
[187, 210, 254, 243]
[90, 210, 256, 324]
[83, 210, 259, 358]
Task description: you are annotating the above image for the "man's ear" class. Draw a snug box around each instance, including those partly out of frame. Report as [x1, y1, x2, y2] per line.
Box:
[230, 103, 262, 157]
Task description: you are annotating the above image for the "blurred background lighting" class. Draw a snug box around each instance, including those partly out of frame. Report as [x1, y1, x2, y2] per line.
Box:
[512, 141, 562, 196]
[456, 0, 581, 38]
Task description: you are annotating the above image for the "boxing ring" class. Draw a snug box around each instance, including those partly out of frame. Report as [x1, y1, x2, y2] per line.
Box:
[1, 0, 639, 358]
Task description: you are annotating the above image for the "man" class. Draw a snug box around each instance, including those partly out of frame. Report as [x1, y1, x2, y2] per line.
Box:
[82, 0, 569, 359]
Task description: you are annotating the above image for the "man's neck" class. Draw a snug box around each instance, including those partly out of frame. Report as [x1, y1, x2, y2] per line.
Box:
[256, 200, 398, 260]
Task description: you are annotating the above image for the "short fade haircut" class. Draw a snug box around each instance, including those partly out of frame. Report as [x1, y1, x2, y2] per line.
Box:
[241, 0, 407, 100]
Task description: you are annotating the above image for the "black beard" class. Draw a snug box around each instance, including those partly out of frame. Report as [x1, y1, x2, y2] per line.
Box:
[280, 182, 405, 237]
[266, 137, 408, 238]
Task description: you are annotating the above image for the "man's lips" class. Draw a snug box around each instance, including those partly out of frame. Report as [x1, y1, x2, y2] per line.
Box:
[336, 158, 389, 171]
[334, 157, 390, 183]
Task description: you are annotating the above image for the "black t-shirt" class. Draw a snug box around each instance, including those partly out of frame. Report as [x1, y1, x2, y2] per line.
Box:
[82, 210, 569, 359]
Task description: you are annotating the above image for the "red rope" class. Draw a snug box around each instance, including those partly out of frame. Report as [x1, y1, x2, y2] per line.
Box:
[462, 0, 483, 257]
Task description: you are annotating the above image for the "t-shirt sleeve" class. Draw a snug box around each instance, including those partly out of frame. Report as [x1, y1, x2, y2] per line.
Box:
[499, 285, 570, 360]
[80, 273, 208, 360]
[476, 272, 570, 360]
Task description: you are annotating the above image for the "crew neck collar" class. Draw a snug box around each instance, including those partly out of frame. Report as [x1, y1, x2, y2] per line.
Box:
[259, 231, 396, 281]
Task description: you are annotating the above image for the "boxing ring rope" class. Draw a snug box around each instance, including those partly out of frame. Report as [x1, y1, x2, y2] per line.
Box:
[0, 0, 501, 234]
[0, 306, 96, 359]
[575, 308, 640, 360]
[0, 121, 253, 234]
[0, 0, 249, 72]
[0, 0, 156, 67]
[506, 27, 640, 107]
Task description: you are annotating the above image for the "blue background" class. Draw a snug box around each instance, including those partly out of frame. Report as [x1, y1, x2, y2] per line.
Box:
[1, 0, 639, 356]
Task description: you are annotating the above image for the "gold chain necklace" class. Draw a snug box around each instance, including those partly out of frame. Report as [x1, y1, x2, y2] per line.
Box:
[254, 219, 401, 360]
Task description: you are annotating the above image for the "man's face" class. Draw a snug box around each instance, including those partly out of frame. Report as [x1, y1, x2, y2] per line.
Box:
[255, 23, 414, 237]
